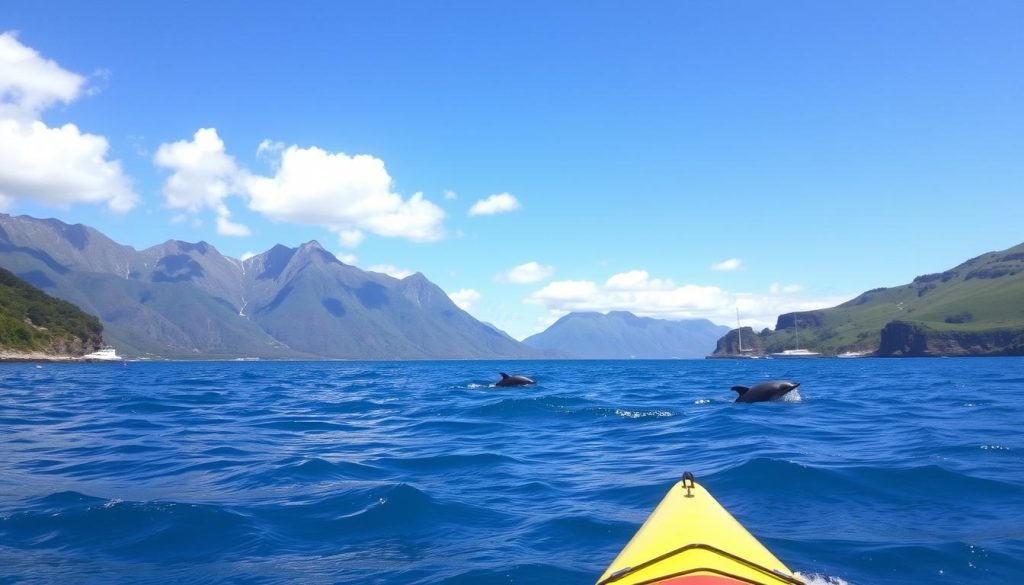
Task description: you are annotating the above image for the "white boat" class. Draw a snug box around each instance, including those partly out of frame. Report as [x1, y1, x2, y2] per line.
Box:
[83, 347, 121, 361]
[771, 348, 822, 358]
[837, 350, 870, 358]
[770, 316, 821, 358]
[706, 309, 760, 359]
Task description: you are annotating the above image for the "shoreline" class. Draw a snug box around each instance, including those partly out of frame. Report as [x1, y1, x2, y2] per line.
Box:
[0, 351, 121, 363]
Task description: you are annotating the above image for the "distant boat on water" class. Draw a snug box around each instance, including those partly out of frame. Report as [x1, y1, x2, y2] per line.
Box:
[706, 309, 760, 359]
[83, 347, 121, 361]
[770, 316, 821, 358]
[837, 350, 871, 358]
[771, 348, 823, 358]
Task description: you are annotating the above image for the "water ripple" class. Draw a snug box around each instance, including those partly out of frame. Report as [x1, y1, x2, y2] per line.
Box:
[1, 358, 1023, 584]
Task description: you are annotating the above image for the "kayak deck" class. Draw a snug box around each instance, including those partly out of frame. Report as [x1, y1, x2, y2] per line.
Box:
[597, 474, 804, 585]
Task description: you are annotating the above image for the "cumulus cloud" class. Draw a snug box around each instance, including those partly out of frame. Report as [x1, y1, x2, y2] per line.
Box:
[711, 258, 744, 272]
[525, 268, 850, 333]
[527, 280, 600, 306]
[155, 128, 250, 236]
[0, 119, 138, 212]
[0, 33, 138, 213]
[367, 264, 414, 279]
[448, 288, 481, 312]
[0, 32, 85, 121]
[335, 252, 358, 265]
[245, 145, 446, 242]
[468, 192, 520, 216]
[155, 128, 242, 211]
[605, 270, 674, 291]
[155, 131, 447, 243]
[496, 261, 555, 284]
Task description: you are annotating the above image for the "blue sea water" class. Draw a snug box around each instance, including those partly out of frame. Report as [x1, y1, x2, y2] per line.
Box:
[1, 359, 1023, 585]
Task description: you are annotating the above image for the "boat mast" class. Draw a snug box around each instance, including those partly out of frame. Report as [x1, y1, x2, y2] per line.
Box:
[736, 308, 744, 352]
[794, 315, 800, 350]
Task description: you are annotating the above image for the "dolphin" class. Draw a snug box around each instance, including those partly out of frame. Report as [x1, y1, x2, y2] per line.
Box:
[731, 380, 800, 403]
[495, 372, 535, 387]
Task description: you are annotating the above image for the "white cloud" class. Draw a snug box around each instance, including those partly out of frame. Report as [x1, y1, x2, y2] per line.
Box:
[711, 258, 744, 272]
[496, 261, 555, 284]
[0, 119, 138, 212]
[155, 129, 252, 235]
[335, 252, 358, 264]
[367, 264, 414, 279]
[448, 288, 481, 312]
[256, 139, 285, 163]
[0, 33, 138, 213]
[525, 269, 850, 334]
[155, 132, 446, 244]
[245, 145, 446, 242]
[155, 128, 242, 212]
[0, 32, 85, 121]
[215, 210, 251, 236]
[605, 270, 674, 291]
[468, 192, 520, 216]
[338, 229, 365, 248]
[527, 280, 600, 305]
[443, 189, 457, 200]
[769, 282, 804, 294]
[239, 251, 257, 261]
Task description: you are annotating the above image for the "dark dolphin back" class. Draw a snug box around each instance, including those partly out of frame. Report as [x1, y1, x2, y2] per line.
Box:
[732, 380, 799, 403]
[731, 386, 751, 402]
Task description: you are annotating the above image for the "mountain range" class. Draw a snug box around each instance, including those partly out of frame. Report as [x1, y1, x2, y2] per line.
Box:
[0, 214, 538, 359]
[8, 213, 1019, 360]
[523, 311, 727, 359]
[0, 214, 725, 360]
[712, 241, 1024, 357]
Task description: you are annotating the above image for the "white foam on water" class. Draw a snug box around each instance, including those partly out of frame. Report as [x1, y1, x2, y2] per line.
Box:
[780, 389, 803, 402]
[615, 409, 674, 419]
[795, 572, 850, 585]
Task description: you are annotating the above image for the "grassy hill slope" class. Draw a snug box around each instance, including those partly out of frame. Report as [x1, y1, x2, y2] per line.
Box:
[0, 267, 103, 355]
[729, 243, 1024, 356]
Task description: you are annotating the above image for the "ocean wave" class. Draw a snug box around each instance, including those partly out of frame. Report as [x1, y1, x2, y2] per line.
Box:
[1, 492, 256, 561]
[2, 359, 1023, 584]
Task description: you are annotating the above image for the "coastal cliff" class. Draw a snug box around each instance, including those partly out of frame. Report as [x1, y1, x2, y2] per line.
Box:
[710, 242, 1024, 357]
[0, 267, 104, 358]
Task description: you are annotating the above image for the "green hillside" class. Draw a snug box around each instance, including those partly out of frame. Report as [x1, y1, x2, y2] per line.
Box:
[0, 267, 104, 355]
[734, 243, 1024, 356]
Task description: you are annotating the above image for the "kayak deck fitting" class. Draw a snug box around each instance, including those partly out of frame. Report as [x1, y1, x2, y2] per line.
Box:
[596, 472, 805, 585]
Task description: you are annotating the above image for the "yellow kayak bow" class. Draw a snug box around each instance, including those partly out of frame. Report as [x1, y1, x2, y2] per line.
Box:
[597, 473, 805, 585]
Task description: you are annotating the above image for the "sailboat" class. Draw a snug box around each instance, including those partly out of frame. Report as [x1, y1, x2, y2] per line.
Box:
[735, 308, 759, 358]
[706, 309, 759, 359]
[770, 315, 821, 358]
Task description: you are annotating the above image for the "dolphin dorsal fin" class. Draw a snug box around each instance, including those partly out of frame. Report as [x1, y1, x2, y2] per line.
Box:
[500, 372, 510, 379]
[731, 385, 750, 396]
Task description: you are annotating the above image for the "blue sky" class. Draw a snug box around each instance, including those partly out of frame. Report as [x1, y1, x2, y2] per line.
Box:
[2, 1, 1022, 339]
